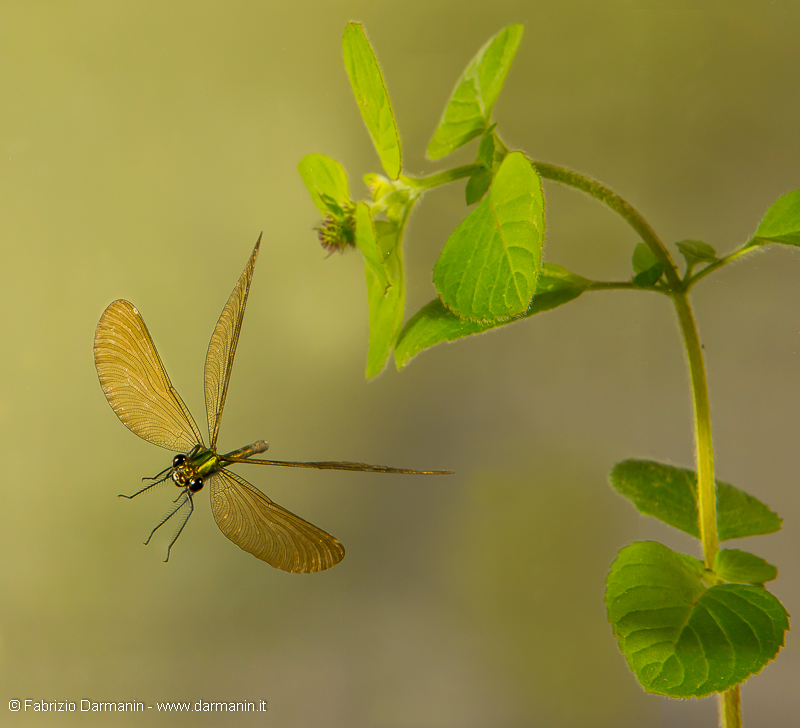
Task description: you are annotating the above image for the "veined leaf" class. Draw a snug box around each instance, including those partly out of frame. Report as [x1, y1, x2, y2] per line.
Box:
[298, 154, 350, 216]
[427, 24, 523, 160]
[365, 221, 404, 378]
[343, 23, 402, 179]
[433, 152, 545, 321]
[395, 264, 588, 369]
[606, 541, 789, 698]
[714, 549, 778, 585]
[753, 189, 800, 246]
[609, 460, 782, 541]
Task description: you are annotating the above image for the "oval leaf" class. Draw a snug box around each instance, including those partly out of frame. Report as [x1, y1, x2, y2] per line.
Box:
[609, 460, 782, 541]
[676, 239, 718, 266]
[754, 189, 800, 246]
[631, 242, 663, 286]
[427, 24, 523, 160]
[714, 549, 778, 585]
[465, 166, 492, 205]
[433, 152, 545, 321]
[606, 541, 789, 698]
[298, 154, 350, 216]
[343, 23, 402, 179]
[395, 264, 588, 369]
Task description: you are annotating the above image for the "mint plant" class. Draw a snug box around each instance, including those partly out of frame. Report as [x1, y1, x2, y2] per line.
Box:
[298, 22, 796, 727]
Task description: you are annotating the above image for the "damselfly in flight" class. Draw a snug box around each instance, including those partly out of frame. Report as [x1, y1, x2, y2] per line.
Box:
[94, 236, 451, 572]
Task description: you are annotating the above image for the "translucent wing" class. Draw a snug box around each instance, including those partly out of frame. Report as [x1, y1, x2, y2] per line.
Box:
[209, 468, 345, 573]
[205, 235, 262, 450]
[94, 300, 205, 451]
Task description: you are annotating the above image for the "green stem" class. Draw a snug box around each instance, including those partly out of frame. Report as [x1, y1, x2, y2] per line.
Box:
[719, 686, 742, 728]
[403, 154, 741, 725]
[561, 168, 739, 724]
[532, 161, 684, 290]
[671, 292, 719, 568]
[585, 280, 669, 294]
[401, 164, 481, 191]
[685, 243, 760, 289]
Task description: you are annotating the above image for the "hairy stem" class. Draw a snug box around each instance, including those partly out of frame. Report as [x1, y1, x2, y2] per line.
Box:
[686, 244, 760, 288]
[401, 164, 481, 190]
[532, 160, 684, 289]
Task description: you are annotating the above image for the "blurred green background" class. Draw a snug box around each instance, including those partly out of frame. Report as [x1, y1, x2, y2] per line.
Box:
[1, 1, 798, 726]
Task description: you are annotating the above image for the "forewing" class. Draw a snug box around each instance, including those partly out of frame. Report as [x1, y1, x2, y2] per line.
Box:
[205, 235, 261, 449]
[209, 469, 345, 573]
[94, 300, 205, 451]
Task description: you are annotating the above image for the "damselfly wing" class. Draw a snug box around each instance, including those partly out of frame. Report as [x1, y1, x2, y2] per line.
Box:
[94, 235, 451, 572]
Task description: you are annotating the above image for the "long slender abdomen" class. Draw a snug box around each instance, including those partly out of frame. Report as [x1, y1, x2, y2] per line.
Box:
[222, 441, 269, 460]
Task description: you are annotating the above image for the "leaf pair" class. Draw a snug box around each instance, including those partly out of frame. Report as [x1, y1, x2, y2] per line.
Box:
[609, 459, 782, 541]
[396, 263, 588, 368]
[606, 541, 788, 698]
[606, 460, 789, 696]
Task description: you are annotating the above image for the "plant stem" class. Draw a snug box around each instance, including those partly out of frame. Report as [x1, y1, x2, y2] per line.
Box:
[542, 161, 741, 726]
[585, 280, 667, 294]
[532, 160, 684, 289]
[718, 687, 742, 728]
[685, 244, 760, 289]
[671, 292, 719, 568]
[401, 164, 481, 190]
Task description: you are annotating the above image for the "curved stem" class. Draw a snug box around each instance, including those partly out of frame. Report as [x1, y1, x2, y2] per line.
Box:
[532, 161, 684, 291]
[671, 292, 718, 568]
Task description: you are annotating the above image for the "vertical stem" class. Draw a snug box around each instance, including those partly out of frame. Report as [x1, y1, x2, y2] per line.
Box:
[719, 687, 742, 728]
[673, 292, 740, 726]
[671, 292, 718, 567]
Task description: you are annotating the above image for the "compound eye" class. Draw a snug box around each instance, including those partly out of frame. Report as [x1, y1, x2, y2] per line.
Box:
[172, 454, 187, 468]
[189, 478, 204, 493]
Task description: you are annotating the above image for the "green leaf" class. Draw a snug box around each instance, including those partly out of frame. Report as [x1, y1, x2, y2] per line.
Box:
[354, 203, 389, 294]
[631, 243, 663, 286]
[342, 23, 402, 179]
[465, 166, 492, 205]
[754, 189, 800, 246]
[609, 460, 782, 541]
[395, 264, 589, 369]
[298, 154, 350, 216]
[477, 129, 496, 168]
[676, 240, 717, 267]
[427, 24, 524, 160]
[714, 549, 778, 584]
[606, 541, 789, 698]
[433, 152, 545, 321]
[632, 242, 658, 274]
[364, 220, 404, 378]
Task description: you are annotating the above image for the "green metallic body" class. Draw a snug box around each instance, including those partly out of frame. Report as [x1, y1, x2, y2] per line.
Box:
[170, 441, 269, 488]
[172, 446, 221, 487]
